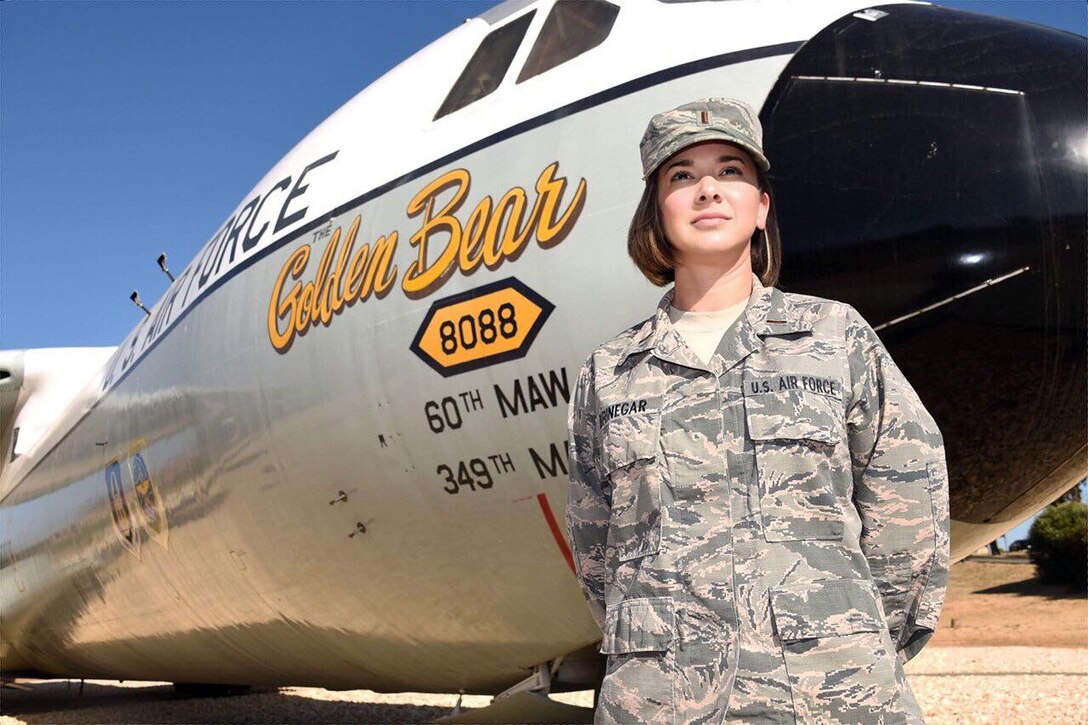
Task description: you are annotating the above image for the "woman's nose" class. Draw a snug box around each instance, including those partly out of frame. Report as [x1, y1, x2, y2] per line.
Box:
[697, 175, 722, 202]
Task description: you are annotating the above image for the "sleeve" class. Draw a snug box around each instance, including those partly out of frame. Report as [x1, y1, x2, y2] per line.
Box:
[565, 355, 610, 630]
[844, 304, 950, 664]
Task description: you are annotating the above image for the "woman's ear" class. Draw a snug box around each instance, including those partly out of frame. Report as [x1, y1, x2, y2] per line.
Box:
[757, 191, 770, 230]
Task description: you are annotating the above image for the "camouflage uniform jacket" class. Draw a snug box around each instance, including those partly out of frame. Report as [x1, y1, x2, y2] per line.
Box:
[566, 273, 950, 724]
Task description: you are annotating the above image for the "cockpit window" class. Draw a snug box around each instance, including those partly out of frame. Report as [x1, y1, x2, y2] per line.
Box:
[517, 0, 620, 83]
[434, 10, 536, 120]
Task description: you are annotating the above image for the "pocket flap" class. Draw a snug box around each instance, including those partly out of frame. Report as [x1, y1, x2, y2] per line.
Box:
[600, 597, 675, 654]
[598, 412, 660, 476]
[770, 578, 883, 642]
[745, 394, 839, 444]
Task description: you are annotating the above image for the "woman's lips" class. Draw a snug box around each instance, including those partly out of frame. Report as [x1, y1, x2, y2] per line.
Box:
[692, 215, 730, 227]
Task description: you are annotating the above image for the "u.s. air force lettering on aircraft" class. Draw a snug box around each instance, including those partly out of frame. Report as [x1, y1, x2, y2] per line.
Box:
[266, 161, 584, 355]
[102, 150, 341, 390]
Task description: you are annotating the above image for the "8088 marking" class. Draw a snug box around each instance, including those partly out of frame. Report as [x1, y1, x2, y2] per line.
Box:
[438, 303, 518, 354]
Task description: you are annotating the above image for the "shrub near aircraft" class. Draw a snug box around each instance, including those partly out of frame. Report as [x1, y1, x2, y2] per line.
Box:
[1, 0, 1084, 719]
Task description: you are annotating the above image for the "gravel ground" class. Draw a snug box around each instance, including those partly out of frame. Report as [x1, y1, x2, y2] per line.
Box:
[3, 646, 1085, 724]
[904, 646, 1088, 724]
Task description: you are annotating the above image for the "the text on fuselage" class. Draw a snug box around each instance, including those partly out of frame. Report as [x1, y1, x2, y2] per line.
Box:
[104, 151, 339, 389]
[267, 161, 586, 353]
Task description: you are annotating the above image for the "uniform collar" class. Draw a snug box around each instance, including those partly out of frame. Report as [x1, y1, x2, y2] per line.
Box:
[619, 273, 811, 367]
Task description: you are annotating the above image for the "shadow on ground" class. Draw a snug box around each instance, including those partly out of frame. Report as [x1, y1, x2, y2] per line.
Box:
[2, 680, 455, 724]
[974, 578, 1087, 599]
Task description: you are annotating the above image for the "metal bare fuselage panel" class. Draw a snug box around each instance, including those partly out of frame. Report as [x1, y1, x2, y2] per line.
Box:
[0, 50, 797, 691]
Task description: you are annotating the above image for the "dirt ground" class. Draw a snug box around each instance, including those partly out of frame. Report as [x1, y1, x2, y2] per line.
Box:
[929, 552, 1088, 648]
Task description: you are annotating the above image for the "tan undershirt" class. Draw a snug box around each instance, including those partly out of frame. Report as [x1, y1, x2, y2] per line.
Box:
[668, 298, 748, 365]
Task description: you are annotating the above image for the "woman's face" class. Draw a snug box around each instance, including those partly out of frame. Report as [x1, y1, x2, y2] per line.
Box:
[655, 140, 769, 269]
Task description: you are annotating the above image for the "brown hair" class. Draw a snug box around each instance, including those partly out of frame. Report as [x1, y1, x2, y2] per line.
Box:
[627, 166, 781, 288]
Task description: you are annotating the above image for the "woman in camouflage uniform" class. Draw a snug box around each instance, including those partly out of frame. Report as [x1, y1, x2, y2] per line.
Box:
[566, 97, 949, 724]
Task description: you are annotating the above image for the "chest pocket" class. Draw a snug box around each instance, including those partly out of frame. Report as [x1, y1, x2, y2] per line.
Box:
[597, 410, 662, 563]
[744, 376, 845, 542]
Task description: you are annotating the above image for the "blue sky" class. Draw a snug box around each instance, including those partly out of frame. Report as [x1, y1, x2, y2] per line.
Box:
[2, 1, 1084, 537]
[2, 0, 1084, 350]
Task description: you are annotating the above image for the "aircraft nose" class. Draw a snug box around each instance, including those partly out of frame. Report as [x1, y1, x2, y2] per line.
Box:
[760, 4, 1086, 554]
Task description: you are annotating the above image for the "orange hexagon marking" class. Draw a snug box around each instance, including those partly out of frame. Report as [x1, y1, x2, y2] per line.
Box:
[410, 278, 554, 377]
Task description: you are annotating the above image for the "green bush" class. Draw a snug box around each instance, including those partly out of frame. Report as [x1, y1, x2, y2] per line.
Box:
[1028, 501, 1088, 589]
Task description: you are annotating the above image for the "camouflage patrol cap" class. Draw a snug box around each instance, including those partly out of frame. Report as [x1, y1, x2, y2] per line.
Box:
[640, 97, 770, 179]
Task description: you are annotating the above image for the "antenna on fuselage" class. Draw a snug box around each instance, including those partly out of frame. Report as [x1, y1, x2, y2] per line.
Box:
[130, 290, 151, 317]
[157, 253, 175, 282]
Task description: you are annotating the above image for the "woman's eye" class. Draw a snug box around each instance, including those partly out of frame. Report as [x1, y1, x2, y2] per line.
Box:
[670, 167, 742, 181]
